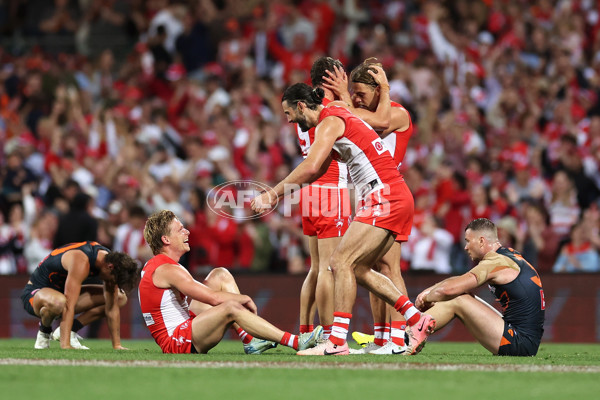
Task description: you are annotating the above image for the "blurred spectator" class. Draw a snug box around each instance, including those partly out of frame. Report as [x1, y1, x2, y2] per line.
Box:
[113, 205, 151, 263]
[553, 220, 600, 273]
[517, 201, 561, 273]
[545, 170, 581, 241]
[405, 214, 453, 274]
[24, 210, 58, 273]
[53, 192, 98, 247]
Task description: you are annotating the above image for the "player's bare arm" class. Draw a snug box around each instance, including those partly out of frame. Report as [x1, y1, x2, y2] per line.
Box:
[251, 116, 343, 211]
[154, 263, 258, 314]
[60, 250, 90, 349]
[103, 280, 127, 350]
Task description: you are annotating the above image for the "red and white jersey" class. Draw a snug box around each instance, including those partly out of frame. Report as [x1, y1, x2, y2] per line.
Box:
[296, 98, 348, 187]
[382, 101, 413, 169]
[322, 105, 403, 198]
[138, 254, 190, 349]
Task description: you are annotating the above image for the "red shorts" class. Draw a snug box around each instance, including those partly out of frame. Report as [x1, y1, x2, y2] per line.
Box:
[160, 313, 197, 354]
[300, 184, 352, 239]
[353, 182, 414, 242]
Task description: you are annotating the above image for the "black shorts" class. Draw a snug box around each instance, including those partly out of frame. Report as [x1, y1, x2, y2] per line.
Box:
[497, 322, 541, 357]
[21, 283, 42, 317]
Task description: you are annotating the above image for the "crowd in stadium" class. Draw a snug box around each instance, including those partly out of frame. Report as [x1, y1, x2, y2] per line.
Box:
[1, 0, 600, 276]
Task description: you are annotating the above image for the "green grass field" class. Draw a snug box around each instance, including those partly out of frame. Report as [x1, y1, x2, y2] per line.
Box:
[1, 339, 599, 400]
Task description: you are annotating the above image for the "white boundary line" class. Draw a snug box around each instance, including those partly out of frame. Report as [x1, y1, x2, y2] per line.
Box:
[1, 358, 598, 373]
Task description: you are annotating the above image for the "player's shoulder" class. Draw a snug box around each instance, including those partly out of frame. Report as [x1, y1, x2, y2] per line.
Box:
[479, 250, 520, 270]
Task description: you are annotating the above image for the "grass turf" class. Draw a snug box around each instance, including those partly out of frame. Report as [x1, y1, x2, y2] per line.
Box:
[1, 339, 599, 400]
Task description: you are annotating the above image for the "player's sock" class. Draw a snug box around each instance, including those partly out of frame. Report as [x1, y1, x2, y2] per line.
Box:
[374, 323, 386, 346]
[280, 332, 299, 350]
[394, 295, 421, 326]
[390, 321, 406, 346]
[39, 322, 52, 334]
[72, 319, 84, 332]
[322, 324, 332, 340]
[235, 327, 253, 344]
[384, 322, 391, 342]
[299, 324, 314, 334]
[330, 312, 352, 346]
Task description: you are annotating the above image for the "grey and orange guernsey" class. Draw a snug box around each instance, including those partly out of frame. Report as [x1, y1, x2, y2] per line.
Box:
[21, 241, 108, 317]
[481, 247, 545, 356]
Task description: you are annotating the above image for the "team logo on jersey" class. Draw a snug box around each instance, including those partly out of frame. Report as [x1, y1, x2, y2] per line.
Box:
[207, 180, 279, 221]
[371, 138, 388, 155]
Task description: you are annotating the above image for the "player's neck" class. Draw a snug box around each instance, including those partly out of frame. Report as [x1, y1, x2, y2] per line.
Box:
[160, 248, 182, 263]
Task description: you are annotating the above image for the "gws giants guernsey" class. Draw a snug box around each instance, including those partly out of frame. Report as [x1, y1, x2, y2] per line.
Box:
[296, 98, 348, 187]
[138, 254, 191, 349]
[321, 105, 404, 198]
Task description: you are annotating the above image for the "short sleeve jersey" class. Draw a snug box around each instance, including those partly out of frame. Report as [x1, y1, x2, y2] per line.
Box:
[29, 241, 107, 290]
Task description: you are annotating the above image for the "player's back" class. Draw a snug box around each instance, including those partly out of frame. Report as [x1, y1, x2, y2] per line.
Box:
[490, 247, 545, 339]
[30, 241, 106, 290]
[322, 105, 402, 197]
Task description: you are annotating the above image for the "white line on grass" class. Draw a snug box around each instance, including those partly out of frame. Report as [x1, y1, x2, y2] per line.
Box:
[0, 358, 598, 373]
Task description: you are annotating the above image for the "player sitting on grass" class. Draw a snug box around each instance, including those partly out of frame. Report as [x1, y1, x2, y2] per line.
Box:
[139, 210, 322, 354]
[414, 218, 545, 356]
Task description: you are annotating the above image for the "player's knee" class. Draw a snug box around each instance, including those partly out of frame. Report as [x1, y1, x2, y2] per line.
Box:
[222, 301, 244, 320]
[212, 267, 236, 286]
[47, 296, 67, 315]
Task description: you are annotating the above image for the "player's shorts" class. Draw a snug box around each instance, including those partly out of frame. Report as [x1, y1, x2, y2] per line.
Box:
[159, 315, 197, 354]
[353, 181, 414, 241]
[21, 283, 42, 317]
[300, 184, 351, 239]
[497, 322, 542, 356]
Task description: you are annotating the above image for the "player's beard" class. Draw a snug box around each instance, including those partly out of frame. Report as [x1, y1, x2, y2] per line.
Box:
[296, 113, 311, 131]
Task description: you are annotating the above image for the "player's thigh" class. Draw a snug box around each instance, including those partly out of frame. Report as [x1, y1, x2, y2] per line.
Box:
[74, 284, 106, 313]
[454, 294, 505, 354]
[31, 287, 66, 316]
[331, 221, 395, 269]
[190, 302, 237, 353]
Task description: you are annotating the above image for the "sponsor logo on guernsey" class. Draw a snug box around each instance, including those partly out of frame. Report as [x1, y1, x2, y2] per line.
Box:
[143, 313, 155, 326]
[371, 137, 388, 155]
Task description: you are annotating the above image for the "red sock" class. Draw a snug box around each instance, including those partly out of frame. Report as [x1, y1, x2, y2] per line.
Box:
[236, 327, 253, 344]
[280, 332, 299, 350]
[384, 322, 391, 342]
[390, 321, 406, 346]
[299, 324, 314, 334]
[322, 324, 332, 340]
[330, 311, 352, 346]
[374, 323, 386, 346]
[394, 295, 421, 326]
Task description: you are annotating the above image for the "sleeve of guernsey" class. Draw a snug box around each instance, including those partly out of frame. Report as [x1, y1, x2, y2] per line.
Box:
[469, 252, 520, 286]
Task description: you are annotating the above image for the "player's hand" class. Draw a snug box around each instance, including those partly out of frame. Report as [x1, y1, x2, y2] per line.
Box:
[367, 65, 389, 90]
[415, 289, 434, 311]
[250, 189, 277, 213]
[322, 65, 348, 98]
[240, 296, 258, 314]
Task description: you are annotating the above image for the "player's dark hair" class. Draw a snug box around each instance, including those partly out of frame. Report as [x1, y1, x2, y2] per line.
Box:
[465, 218, 497, 236]
[104, 251, 139, 292]
[144, 210, 177, 255]
[350, 57, 382, 88]
[311, 56, 344, 87]
[282, 83, 324, 110]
